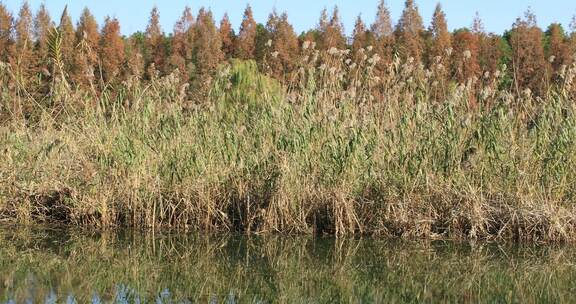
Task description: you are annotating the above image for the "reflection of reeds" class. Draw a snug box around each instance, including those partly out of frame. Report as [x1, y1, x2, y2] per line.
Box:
[1, 50, 576, 241]
[0, 228, 576, 303]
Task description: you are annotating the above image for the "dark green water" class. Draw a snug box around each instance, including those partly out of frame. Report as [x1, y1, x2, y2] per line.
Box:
[0, 226, 575, 303]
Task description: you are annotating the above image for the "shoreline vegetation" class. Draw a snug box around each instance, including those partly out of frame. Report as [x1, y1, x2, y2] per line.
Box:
[1, 1, 576, 241]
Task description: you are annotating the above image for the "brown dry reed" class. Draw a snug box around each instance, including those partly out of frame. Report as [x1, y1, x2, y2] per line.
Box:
[2, 42, 576, 242]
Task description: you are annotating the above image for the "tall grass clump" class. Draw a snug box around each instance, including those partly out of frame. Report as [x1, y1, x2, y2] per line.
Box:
[2, 44, 576, 242]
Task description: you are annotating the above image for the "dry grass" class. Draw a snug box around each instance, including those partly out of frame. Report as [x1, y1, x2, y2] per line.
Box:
[1, 46, 576, 242]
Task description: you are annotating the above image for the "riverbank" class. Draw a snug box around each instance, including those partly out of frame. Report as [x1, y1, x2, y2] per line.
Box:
[2, 60, 576, 242]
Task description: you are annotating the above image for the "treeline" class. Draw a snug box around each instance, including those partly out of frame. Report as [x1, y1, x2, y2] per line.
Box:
[1, 0, 576, 97]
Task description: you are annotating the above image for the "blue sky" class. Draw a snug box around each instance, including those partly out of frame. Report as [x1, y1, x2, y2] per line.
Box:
[3, 1, 576, 36]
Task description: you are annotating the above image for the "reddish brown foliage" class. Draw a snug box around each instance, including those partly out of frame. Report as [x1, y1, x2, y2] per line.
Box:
[58, 6, 76, 75]
[429, 3, 451, 64]
[219, 13, 235, 59]
[12, 2, 34, 81]
[170, 6, 194, 79]
[395, 0, 424, 62]
[452, 30, 481, 83]
[193, 8, 223, 77]
[352, 15, 369, 56]
[325, 7, 346, 50]
[145, 7, 165, 76]
[546, 23, 571, 76]
[510, 10, 548, 95]
[99, 17, 125, 82]
[479, 34, 503, 76]
[33, 3, 52, 69]
[0, 3, 13, 62]
[371, 1, 395, 68]
[236, 5, 257, 59]
[125, 37, 144, 79]
[0, 2, 572, 100]
[73, 8, 100, 86]
[267, 12, 299, 79]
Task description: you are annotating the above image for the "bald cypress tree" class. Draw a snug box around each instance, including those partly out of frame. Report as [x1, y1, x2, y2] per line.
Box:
[58, 6, 75, 76]
[12, 1, 34, 83]
[145, 7, 165, 76]
[546, 23, 570, 77]
[320, 6, 346, 50]
[30, 4, 53, 93]
[99, 17, 124, 82]
[124, 35, 144, 80]
[352, 15, 368, 56]
[193, 8, 223, 78]
[473, 13, 487, 69]
[14, 2, 33, 50]
[371, 0, 395, 66]
[252, 22, 270, 67]
[263, 10, 278, 67]
[426, 4, 451, 100]
[73, 7, 100, 86]
[509, 9, 547, 95]
[429, 3, 451, 64]
[33, 4, 53, 71]
[372, 0, 393, 39]
[481, 34, 503, 76]
[317, 7, 329, 31]
[471, 13, 502, 77]
[452, 29, 481, 83]
[0, 3, 11, 62]
[317, 7, 329, 36]
[267, 11, 299, 79]
[236, 5, 257, 59]
[315, 8, 328, 50]
[395, 0, 424, 62]
[219, 13, 235, 59]
[329, 6, 346, 49]
[76, 8, 99, 51]
[170, 6, 194, 79]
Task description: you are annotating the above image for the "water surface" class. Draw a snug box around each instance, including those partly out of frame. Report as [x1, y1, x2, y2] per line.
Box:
[0, 226, 575, 303]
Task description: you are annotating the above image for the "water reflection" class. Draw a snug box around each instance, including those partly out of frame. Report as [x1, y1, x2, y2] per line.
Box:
[0, 226, 575, 303]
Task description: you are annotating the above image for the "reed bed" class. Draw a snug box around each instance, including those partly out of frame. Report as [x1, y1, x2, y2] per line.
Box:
[1, 47, 576, 241]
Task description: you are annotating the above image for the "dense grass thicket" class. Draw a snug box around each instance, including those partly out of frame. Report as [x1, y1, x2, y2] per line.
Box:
[2, 47, 576, 241]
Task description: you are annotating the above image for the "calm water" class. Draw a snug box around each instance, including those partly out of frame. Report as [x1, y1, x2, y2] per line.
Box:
[1, 226, 575, 303]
